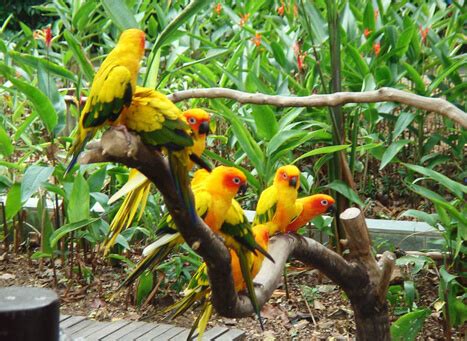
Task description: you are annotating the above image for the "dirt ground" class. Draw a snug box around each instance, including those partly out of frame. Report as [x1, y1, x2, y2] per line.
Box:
[0, 253, 463, 340]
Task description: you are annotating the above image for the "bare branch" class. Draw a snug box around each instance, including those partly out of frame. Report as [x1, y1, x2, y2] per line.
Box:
[167, 87, 467, 128]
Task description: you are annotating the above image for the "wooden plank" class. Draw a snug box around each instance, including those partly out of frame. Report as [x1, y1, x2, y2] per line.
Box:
[134, 324, 173, 341]
[100, 321, 147, 340]
[60, 316, 87, 329]
[169, 328, 196, 341]
[152, 326, 185, 340]
[117, 322, 159, 340]
[72, 321, 112, 339]
[201, 326, 230, 339]
[64, 319, 96, 335]
[60, 314, 71, 322]
[214, 328, 245, 341]
[85, 320, 131, 341]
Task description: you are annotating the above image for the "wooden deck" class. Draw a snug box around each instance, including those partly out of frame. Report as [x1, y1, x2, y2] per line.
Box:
[59, 315, 245, 341]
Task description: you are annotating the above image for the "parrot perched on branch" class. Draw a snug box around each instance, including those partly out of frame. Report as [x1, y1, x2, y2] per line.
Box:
[286, 194, 336, 234]
[103, 108, 210, 254]
[164, 223, 272, 340]
[253, 165, 301, 235]
[66, 28, 146, 174]
[118, 166, 250, 288]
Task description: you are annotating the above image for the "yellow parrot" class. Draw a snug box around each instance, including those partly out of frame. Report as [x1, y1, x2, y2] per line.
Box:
[253, 165, 301, 235]
[165, 223, 272, 340]
[285, 194, 335, 233]
[103, 108, 210, 254]
[66, 28, 146, 174]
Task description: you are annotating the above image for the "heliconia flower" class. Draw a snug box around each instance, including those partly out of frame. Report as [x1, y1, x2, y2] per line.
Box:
[293, 41, 300, 56]
[297, 53, 307, 72]
[252, 33, 262, 47]
[240, 13, 250, 27]
[419, 25, 429, 44]
[214, 3, 222, 15]
[374, 9, 379, 20]
[33, 26, 53, 48]
[364, 28, 372, 38]
[277, 3, 285, 16]
[373, 42, 381, 56]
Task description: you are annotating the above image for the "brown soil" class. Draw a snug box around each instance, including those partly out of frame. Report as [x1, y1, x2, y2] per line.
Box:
[1, 253, 464, 340]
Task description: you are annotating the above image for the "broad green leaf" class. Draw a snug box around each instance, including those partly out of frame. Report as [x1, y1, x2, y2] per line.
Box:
[400, 209, 438, 227]
[439, 266, 457, 286]
[270, 41, 288, 69]
[390, 309, 430, 341]
[292, 145, 350, 164]
[325, 180, 364, 207]
[380, 139, 410, 170]
[393, 112, 415, 140]
[31, 251, 52, 260]
[67, 172, 90, 223]
[145, 0, 209, 86]
[9, 52, 76, 81]
[267, 131, 307, 156]
[403, 63, 426, 94]
[63, 30, 94, 82]
[136, 271, 153, 306]
[251, 105, 279, 141]
[0, 65, 57, 133]
[21, 165, 55, 202]
[396, 256, 433, 275]
[102, 0, 138, 30]
[347, 44, 369, 75]
[6, 183, 22, 219]
[403, 163, 466, 199]
[394, 25, 416, 58]
[363, 1, 375, 32]
[50, 218, 100, 248]
[37, 195, 54, 254]
[0, 125, 13, 156]
[404, 280, 416, 308]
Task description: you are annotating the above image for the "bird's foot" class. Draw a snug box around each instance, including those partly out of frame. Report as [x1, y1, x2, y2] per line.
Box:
[112, 125, 139, 158]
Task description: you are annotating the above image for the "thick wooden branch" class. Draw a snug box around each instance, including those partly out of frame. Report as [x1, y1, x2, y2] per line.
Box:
[166, 87, 467, 128]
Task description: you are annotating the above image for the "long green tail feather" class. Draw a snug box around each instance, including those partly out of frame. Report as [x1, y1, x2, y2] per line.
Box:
[237, 248, 264, 330]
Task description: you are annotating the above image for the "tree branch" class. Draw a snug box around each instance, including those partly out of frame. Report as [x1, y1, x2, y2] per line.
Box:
[167, 87, 467, 128]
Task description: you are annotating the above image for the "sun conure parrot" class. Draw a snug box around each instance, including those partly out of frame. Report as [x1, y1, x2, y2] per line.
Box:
[253, 165, 301, 235]
[118, 166, 253, 288]
[102, 108, 210, 254]
[164, 224, 272, 340]
[285, 194, 336, 233]
[66, 28, 146, 174]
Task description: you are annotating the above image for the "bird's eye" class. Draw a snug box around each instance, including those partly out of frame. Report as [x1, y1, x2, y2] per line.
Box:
[232, 177, 241, 184]
[321, 200, 328, 206]
[188, 117, 197, 125]
[281, 172, 288, 179]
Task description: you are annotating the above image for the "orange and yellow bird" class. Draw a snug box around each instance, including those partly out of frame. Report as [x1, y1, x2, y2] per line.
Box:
[165, 223, 272, 340]
[103, 108, 210, 254]
[66, 28, 146, 174]
[253, 165, 301, 235]
[286, 194, 335, 233]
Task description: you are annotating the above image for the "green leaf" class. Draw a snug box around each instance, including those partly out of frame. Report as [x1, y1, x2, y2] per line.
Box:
[394, 25, 416, 58]
[251, 105, 279, 141]
[292, 145, 350, 164]
[270, 41, 288, 69]
[403, 163, 467, 199]
[399, 209, 438, 227]
[325, 180, 364, 207]
[37, 195, 54, 254]
[63, 30, 94, 82]
[9, 51, 76, 81]
[427, 59, 467, 94]
[347, 44, 369, 75]
[102, 0, 138, 30]
[393, 112, 415, 140]
[363, 1, 375, 32]
[267, 131, 307, 156]
[145, 0, 209, 86]
[403, 63, 426, 94]
[49, 218, 100, 248]
[0, 63, 58, 133]
[136, 271, 153, 306]
[6, 183, 22, 219]
[380, 139, 410, 170]
[67, 172, 90, 223]
[390, 309, 430, 341]
[0, 124, 13, 156]
[21, 165, 55, 202]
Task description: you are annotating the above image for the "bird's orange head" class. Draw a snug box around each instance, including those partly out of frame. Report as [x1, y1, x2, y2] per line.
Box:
[183, 109, 210, 137]
[274, 165, 300, 189]
[302, 194, 336, 215]
[118, 28, 145, 57]
[210, 166, 247, 196]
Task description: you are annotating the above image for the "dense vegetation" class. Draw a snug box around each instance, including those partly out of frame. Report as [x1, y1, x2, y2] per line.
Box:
[0, 0, 465, 339]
